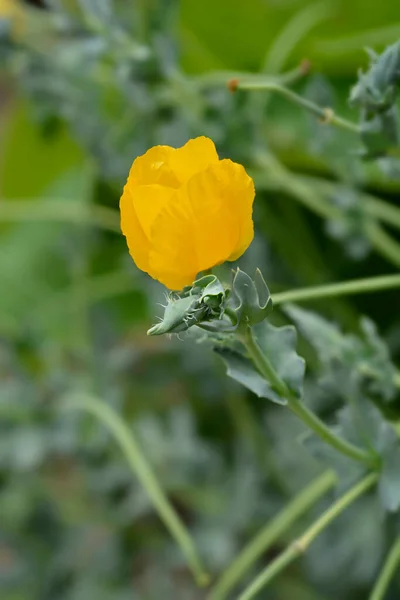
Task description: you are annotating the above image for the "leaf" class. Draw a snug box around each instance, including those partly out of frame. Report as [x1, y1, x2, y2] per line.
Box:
[229, 268, 272, 326]
[378, 424, 400, 512]
[253, 320, 305, 400]
[215, 347, 287, 405]
[286, 305, 397, 402]
[285, 303, 352, 364]
[0, 101, 86, 199]
[359, 106, 400, 159]
[304, 433, 366, 493]
[359, 317, 398, 402]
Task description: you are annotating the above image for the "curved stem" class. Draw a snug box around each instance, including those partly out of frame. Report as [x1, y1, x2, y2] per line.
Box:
[62, 394, 210, 587]
[253, 158, 400, 270]
[194, 62, 307, 90]
[262, 1, 332, 74]
[239, 473, 378, 600]
[233, 81, 360, 134]
[365, 221, 400, 268]
[298, 174, 400, 234]
[243, 327, 376, 467]
[370, 537, 400, 600]
[208, 470, 337, 600]
[225, 393, 289, 495]
[0, 200, 121, 233]
[272, 273, 400, 306]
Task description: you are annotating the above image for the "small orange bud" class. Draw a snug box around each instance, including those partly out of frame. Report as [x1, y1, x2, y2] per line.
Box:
[300, 59, 311, 76]
[227, 78, 240, 93]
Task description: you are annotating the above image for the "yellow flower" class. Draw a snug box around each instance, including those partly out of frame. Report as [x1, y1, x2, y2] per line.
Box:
[120, 137, 255, 290]
[0, 0, 25, 39]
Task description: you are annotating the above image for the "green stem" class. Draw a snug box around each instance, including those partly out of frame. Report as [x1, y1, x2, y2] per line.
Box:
[298, 174, 400, 234]
[0, 200, 120, 233]
[272, 273, 400, 306]
[243, 327, 376, 467]
[195, 62, 307, 90]
[62, 394, 210, 587]
[262, 1, 332, 74]
[370, 537, 400, 600]
[239, 473, 378, 600]
[235, 81, 359, 134]
[208, 470, 337, 600]
[225, 393, 289, 496]
[365, 221, 400, 268]
[253, 159, 400, 270]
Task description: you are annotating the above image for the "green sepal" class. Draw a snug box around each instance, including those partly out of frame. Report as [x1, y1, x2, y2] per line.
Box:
[229, 268, 272, 326]
[147, 274, 227, 336]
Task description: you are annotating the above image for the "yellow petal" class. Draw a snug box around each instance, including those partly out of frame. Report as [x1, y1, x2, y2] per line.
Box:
[120, 187, 150, 272]
[130, 184, 175, 238]
[220, 159, 255, 261]
[148, 160, 254, 288]
[148, 190, 199, 289]
[169, 136, 219, 183]
[128, 145, 179, 188]
[120, 138, 255, 289]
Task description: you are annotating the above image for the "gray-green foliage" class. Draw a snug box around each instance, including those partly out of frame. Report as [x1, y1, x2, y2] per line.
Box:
[1, 1, 400, 599]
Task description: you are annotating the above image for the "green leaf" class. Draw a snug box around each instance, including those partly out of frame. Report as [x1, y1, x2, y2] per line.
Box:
[359, 106, 400, 158]
[378, 424, 400, 512]
[229, 268, 272, 326]
[253, 320, 305, 400]
[285, 303, 351, 364]
[286, 305, 397, 402]
[214, 347, 287, 405]
[349, 41, 400, 112]
[0, 102, 86, 199]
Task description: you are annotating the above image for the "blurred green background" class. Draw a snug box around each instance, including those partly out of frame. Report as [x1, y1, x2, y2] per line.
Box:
[1, 1, 400, 599]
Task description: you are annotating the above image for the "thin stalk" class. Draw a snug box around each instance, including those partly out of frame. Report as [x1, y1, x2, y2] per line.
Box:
[365, 221, 400, 268]
[232, 81, 359, 134]
[194, 62, 308, 90]
[272, 273, 400, 305]
[370, 537, 400, 600]
[262, 1, 333, 74]
[298, 174, 400, 233]
[208, 470, 337, 600]
[225, 393, 289, 496]
[253, 159, 400, 270]
[62, 395, 210, 587]
[0, 200, 121, 233]
[243, 327, 376, 467]
[239, 473, 378, 600]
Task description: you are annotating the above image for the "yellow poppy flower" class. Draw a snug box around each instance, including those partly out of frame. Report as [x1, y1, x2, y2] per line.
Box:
[120, 137, 255, 290]
[0, 0, 25, 39]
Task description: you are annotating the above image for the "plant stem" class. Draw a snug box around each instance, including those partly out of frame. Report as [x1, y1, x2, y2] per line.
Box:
[253, 158, 400, 270]
[62, 394, 210, 587]
[225, 393, 289, 495]
[298, 174, 400, 234]
[234, 81, 360, 134]
[243, 327, 376, 467]
[239, 473, 378, 600]
[194, 62, 307, 90]
[272, 273, 400, 305]
[365, 221, 400, 268]
[370, 537, 400, 600]
[0, 200, 121, 233]
[208, 470, 337, 600]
